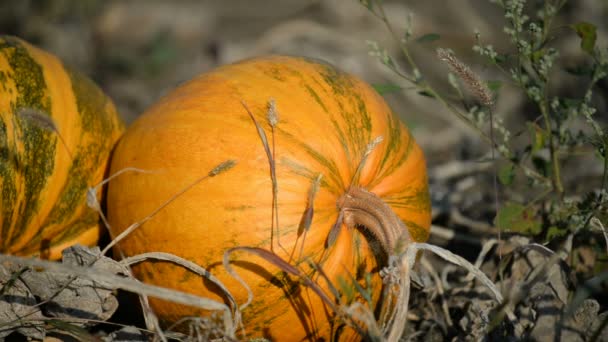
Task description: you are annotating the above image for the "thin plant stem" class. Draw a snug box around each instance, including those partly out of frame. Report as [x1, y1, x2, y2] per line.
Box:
[368, 0, 549, 185]
[540, 99, 564, 196]
[489, 107, 503, 284]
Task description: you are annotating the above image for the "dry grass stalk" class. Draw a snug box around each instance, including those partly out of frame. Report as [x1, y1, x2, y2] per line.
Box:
[464, 238, 498, 282]
[294, 173, 324, 260]
[121, 251, 241, 331]
[242, 100, 286, 254]
[100, 160, 236, 256]
[87, 161, 237, 339]
[267, 97, 279, 127]
[342, 302, 383, 340]
[86, 167, 157, 238]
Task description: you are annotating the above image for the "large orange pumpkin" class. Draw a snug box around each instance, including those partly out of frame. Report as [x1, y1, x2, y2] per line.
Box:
[107, 55, 431, 340]
[0, 36, 124, 260]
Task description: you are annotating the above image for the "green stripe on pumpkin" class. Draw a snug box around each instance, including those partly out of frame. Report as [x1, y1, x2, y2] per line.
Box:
[315, 64, 374, 182]
[40, 153, 87, 227]
[0, 38, 19, 248]
[33, 67, 120, 250]
[0, 117, 16, 250]
[384, 184, 431, 211]
[67, 68, 116, 136]
[376, 110, 404, 179]
[303, 83, 328, 113]
[402, 220, 430, 242]
[276, 126, 346, 193]
[0, 37, 56, 250]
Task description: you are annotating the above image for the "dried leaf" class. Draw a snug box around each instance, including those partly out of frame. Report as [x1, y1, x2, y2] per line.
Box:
[416, 33, 441, 43]
[372, 83, 403, 95]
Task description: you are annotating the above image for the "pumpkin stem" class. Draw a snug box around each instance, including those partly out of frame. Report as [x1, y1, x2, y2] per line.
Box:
[337, 187, 411, 257]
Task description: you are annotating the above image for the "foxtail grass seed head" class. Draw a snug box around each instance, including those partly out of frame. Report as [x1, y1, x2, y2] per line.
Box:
[209, 160, 237, 177]
[267, 98, 279, 127]
[364, 136, 384, 158]
[437, 48, 494, 107]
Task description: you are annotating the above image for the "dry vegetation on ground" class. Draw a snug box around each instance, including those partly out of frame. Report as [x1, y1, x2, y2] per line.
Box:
[1, 1, 607, 341]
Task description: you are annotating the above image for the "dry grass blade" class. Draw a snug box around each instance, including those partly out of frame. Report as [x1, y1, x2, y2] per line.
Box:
[420, 257, 453, 327]
[298, 174, 323, 236]
[0, 254, 236, 338]
[464, 238, 498, 282]
[87, 167, 158, 206]
[17, 107, 73, 159]
[306, 260, 341, 305]
[137, 290, 166, 342]
[45, 319, 99, 342]
[87, 167, 158, 234]
[342, 302, 382, 341]
[409, 243, 504, 302]
[326, 210, 344, 248]
[512, 242, 556, 258]
[223, 246, 338, 314]
[0, 266, 28, 296]
[241, 100, 285, 254]
[121, 252, 241, 329]
[383, 242, 516, 340]
[295, 174, 323, 260]
[101, 160, 236, 255]
[384, 250, 413, 341]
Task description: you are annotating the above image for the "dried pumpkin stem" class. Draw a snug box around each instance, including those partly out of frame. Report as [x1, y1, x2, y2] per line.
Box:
[337, 187, 411, 257]
[337, 186, 412, 337]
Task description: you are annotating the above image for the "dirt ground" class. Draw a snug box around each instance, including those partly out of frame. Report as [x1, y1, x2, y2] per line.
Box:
[1, 0, 607, 341]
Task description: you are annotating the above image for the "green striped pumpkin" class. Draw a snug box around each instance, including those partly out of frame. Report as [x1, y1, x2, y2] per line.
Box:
[0, 36, 124, 260]
[108, 55, 431, 340]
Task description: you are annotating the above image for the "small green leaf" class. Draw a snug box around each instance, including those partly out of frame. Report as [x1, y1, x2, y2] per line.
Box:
[498, 164, 515, 186]
[372, 83, 403, 95]
[494, 54, 508, 64]
[546, 226, 568, 241]
[531, 48, 546, 63]
[337, 275, 356, 303]
[359, 0, 374, 11]
[417, 90, 436, 98]
[571, 22, 597, 55]
[495, 202, 542, 235]
[527, 122, 546, 153]
[562, 97, 582, 108]
[564, 65, 594, 76]
[532, 156, 550, 176]
[416, 33, 441, 43]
